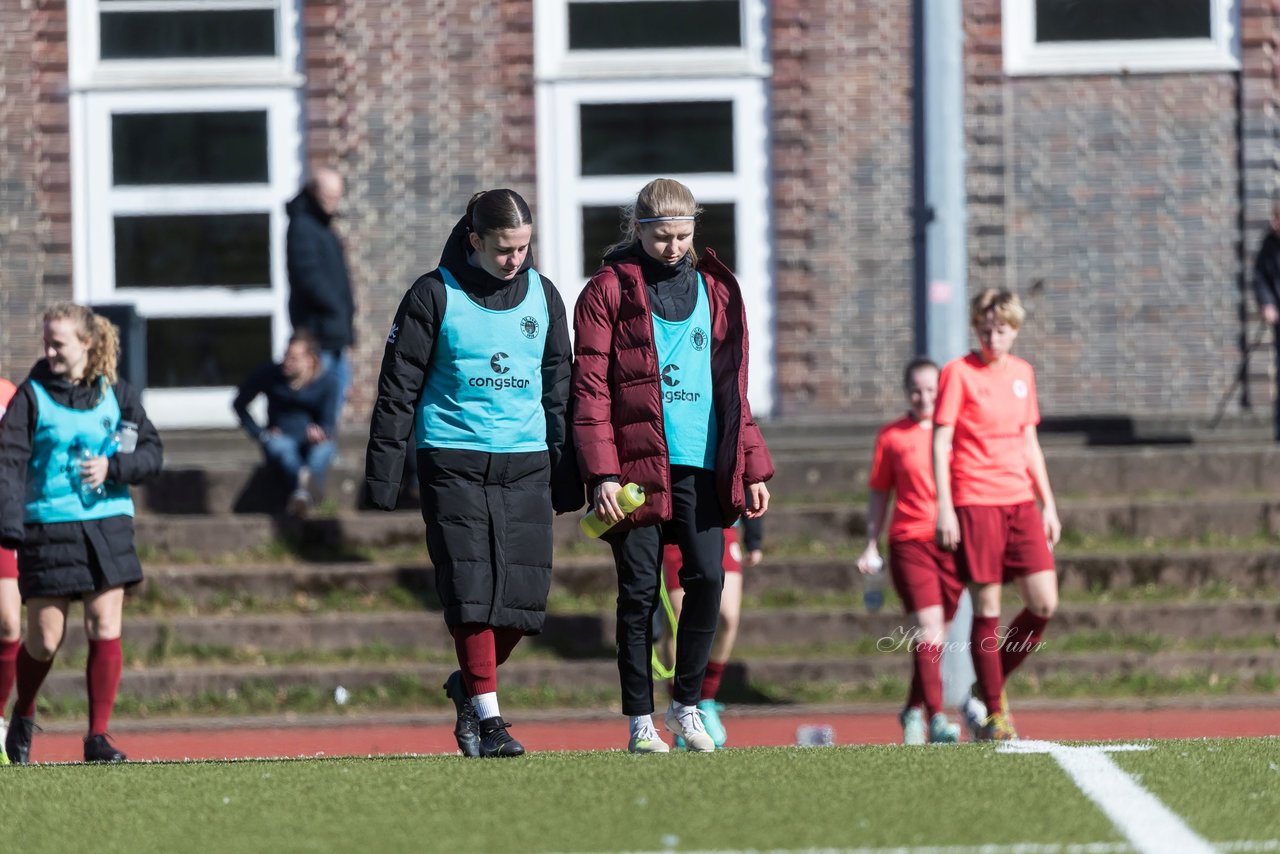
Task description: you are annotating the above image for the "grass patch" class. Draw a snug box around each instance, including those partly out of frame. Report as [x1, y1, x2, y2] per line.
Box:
[1057, 579, 1276, 604]
[33, 676, 618, 723]
[0, 744, 1132, 853]
[9, 739, 1279, 854]
[128, 585, 434, 618]
[1055, 528, 1276, 554]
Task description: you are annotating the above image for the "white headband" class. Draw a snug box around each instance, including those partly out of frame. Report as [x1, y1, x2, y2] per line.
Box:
[636, 215, 695, 223]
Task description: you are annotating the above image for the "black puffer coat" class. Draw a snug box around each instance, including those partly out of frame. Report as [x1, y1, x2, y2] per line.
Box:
[364, 215, 576, 633]
[0, 361, 164, 599]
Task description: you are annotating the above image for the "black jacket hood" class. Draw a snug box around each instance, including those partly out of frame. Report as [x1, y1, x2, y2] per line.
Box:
[438, 214, 534, 297]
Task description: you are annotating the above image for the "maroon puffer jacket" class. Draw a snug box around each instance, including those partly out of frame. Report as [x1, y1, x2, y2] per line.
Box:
[571, 248, 774, 530]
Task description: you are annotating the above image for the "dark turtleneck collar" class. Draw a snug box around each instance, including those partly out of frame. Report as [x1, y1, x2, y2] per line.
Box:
[27, 359, 108, 409]
[605, 242, 698, 323]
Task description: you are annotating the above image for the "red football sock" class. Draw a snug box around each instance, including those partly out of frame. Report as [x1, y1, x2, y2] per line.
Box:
[970, 616, 1004, 714]
[453, 624, 498, 696]
[14, 645, 54, 719]
[913, 642, 945, 718]
[493, 627, 524, 667]
[1000, 609, 1050, 676]
[700, 660, 726, 701]
[87, 637, 123, 736]
[0, 638, 20, 712]
[906, 659, 925, 710]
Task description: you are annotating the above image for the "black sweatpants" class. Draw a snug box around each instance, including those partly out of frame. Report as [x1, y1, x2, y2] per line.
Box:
[607, 466, 725, 716]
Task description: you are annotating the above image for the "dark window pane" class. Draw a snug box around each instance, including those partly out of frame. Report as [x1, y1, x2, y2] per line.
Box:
[580, 102, 733, 176]
[115, 214, 270, 289]
[112, 112, 268, 185]
[568, 1, 740, 49]
[1035, 0, 1211, 42]
[581, 202, 735, 277]
[101, 10, 276, 59]
[146, 316, 272, 389]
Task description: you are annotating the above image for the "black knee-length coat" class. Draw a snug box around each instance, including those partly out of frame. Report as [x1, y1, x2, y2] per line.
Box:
[364, 217, 582, 633]
[0, 362, 164, 599]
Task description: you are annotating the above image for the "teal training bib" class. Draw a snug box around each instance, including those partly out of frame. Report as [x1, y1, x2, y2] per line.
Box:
[653, 273, 717, 469]
[24, 379, 134, 523]
[415, 266, 549, 453]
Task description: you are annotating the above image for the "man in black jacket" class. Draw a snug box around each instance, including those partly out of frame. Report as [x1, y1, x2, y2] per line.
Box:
[286, 167, 354, 428]
[1253, 204, 1280, 440]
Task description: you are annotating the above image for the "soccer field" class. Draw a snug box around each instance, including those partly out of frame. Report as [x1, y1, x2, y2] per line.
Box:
[1, 738, 1277, 853]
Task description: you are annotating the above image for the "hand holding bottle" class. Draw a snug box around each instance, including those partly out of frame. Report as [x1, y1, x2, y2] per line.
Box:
[78, 453, 109, 491]
[581, 482, 646, 538]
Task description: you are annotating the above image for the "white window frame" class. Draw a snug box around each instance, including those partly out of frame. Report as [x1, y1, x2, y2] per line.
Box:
[535, 0, 774, 413]
[68, 0, 303, 91]
[69, 0, 303, 428]
[536, 78, 773, 413]
[1004, 0, 1240, 76]
[535, 0, 770, 81]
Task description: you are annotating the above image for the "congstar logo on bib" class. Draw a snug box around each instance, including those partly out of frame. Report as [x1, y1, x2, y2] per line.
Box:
[468, 352, 530, 390]
[660, 364, 700, 403]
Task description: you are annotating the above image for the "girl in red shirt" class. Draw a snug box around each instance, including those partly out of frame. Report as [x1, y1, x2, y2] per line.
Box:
[859, 357, 963, 744]
[933, 289, 1060, 741]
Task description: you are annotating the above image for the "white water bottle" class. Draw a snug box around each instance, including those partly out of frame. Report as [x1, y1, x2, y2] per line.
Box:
[863, 553, 886, 613]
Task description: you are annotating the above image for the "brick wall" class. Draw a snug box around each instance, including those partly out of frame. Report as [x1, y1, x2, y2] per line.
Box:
[771, 0, 918, 420]
[966, 0, 1270, 417]
[0, 1, 70, 382]
[1239, 0, 1280, 414]
[303, 0, 538, 425]
[2, 1, 1274, 424]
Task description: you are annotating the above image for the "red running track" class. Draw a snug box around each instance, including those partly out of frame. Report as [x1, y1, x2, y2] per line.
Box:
[21, 706, 1280, 764]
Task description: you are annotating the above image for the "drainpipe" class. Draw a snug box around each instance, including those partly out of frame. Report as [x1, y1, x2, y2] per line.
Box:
[914, 0, 969, 364]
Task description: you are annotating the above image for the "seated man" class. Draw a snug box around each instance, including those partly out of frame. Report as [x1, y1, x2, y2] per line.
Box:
[233, 331, 339, 516]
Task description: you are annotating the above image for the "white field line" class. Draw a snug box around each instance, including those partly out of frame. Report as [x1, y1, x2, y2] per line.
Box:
[998, 740, 1214, 854]
[616, 843, 1280, 854]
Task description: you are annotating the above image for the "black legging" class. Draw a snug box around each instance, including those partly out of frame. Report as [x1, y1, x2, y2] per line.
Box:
[606, 466, 725, 716]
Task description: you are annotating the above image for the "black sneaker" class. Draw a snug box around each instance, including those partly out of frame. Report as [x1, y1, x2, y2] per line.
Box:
[5, 715, 36, 765]
[83, 733, 127, 763]
[442, 671, 481, 758]
[478, 716, 525, 758]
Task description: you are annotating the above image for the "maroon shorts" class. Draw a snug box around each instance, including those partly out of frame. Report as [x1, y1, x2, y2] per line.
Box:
[954, 502, 1055, 585]
[889, 539, 963, 620]
[0, 547, 16, 580]
[663, 529, 742, 591]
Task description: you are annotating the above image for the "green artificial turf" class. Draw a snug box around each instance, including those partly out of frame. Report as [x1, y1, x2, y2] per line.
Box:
[1111, 737, 1280, 841]
[7, 739, 1278, 853]
[0, 745, 1121, 854]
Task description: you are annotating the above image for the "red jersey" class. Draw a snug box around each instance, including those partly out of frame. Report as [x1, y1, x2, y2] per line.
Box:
[868, 415, 938, 543]
[934, 352, 1039, 507]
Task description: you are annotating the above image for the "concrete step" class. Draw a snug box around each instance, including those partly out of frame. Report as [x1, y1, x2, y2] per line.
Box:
[51, 600, 1280, 662]
[137, 550, 1280, 607]
[132, 492, 1280, 560]
[36, 649, 1279, 705]
[137, 442, 1280, 516]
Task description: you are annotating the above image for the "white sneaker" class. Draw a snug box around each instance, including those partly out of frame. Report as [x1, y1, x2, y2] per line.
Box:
[665, 702, 715, 752]
[0, 717, 8, 766]
[959, 692, 988, 742]
[627, 716, 670, 754]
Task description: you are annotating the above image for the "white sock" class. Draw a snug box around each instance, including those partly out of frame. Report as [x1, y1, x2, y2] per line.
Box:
[629, 714, 654, 735]
[471, 692, 500, 721]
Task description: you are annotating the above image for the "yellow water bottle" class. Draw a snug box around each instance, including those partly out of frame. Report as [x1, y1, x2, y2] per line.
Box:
[579, 482, 646, 538]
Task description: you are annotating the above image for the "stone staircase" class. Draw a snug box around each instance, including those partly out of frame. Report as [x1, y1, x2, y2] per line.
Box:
[31, 421, 1280, 722]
